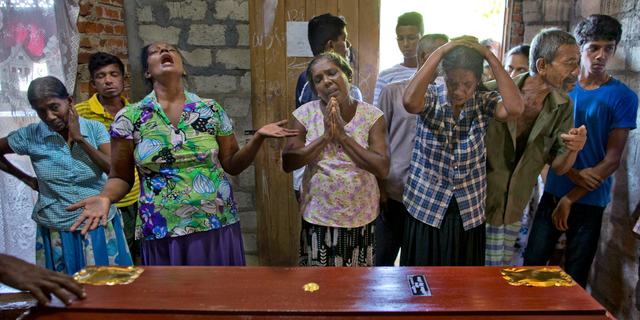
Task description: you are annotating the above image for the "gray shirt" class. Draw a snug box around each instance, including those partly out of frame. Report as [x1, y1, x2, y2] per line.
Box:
[378, 78, 415, 202]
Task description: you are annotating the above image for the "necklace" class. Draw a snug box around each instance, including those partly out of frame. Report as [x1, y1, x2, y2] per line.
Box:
[602, 74, 612, 85]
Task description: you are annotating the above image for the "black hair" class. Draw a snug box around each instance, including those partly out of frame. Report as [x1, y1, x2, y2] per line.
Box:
[139, 43, 191, 94]
[140, 44, 153, 94]
[308, 13, 347, 57]
[397, 12, 424, 35]
[88, 52, 125, 79]
[529, 28, 577, 73]
[305, 52, 353, 97]
[506, 44, 531, 59]
[27, 76, 69, 107]
[442, 46, 488, 91]
[418, 33, 449, 55]
[574, 14, 622, 48]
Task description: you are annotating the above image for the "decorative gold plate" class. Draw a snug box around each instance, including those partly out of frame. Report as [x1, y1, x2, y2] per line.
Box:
[501, 268, 576, 287]
[303, 282, 319, 292]
[73, 266, 144, 286]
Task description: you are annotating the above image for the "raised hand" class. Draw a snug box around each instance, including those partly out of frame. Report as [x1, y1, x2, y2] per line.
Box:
[256, 120, 299, 138]
[330, 98, 347, 142]
[67, 105, 84, 142]
[0, 254, 86, 306]
[67, 194, 111, 235]
[323, 98, 336, 139]
[560, 125, 587, 152]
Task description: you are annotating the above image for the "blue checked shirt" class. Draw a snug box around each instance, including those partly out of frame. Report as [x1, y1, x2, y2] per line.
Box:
[403, 83, 501, 231]
[634, 217, 640, 235]
[7, 118, 117, 231]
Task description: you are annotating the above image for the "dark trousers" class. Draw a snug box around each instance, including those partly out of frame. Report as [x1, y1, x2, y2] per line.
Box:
[523, 192, 604, 288]
[118, 202, 139, 263]
[375, 198, 409, 266]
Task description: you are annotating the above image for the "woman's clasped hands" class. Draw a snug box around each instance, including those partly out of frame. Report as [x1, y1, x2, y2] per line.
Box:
[323, 97, 347, 143]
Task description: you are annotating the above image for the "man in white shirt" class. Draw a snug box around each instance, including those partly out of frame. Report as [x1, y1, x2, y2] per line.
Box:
[372, 11, 424, 107]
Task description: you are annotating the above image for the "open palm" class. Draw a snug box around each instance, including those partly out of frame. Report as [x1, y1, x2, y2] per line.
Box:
[257, 119, 299, 138]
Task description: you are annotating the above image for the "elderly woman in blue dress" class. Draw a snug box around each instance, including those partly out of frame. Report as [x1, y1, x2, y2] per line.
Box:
[0, 76, 132, 275]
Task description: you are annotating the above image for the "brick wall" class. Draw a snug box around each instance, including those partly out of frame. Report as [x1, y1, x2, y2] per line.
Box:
[518, 1, 640, 319]
[122, 0, 258, 265]
[508, 0, 525, 47]
[75, 0, 130, 102]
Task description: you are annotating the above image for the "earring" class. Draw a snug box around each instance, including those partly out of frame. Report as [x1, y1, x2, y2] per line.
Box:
[183, 70, 187, 76]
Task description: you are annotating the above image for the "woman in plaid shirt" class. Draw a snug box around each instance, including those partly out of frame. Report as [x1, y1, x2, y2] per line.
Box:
[401, 37, 524, 266]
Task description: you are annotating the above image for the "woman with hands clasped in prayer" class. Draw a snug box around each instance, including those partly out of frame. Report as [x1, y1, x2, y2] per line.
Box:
[68, 42, 297, 266]
[0, 76, 132, 275]
[283, 52, 390, 267]
[401, 36, 524, 266]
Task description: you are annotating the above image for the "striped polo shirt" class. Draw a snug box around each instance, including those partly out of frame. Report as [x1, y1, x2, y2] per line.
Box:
[75, 93, 140, 207]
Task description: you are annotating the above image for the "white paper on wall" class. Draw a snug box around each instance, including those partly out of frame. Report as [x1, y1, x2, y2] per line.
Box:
[286, 21, 313, 57]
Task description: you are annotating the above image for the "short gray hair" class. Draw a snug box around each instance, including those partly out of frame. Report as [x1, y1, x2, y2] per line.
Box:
[417, 34, 449, 56]
[529, 28, 577, 74]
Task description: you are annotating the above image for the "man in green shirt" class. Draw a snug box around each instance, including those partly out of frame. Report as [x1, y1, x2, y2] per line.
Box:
[484, 29, 587, 266]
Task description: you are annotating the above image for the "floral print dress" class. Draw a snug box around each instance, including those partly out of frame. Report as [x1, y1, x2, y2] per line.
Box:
[110, 91, 238, 241]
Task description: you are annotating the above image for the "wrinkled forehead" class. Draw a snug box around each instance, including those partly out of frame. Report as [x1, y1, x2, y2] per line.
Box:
[553, 44, 580, 62]
[31, 96, 67, 110]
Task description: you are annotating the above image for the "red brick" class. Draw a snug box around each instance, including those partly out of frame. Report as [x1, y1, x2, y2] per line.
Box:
[513, 5, 521, 14]
[511, 36, 523, 46]
[78, 22, 102, 33]
[96, 6, 103, 17]
[112, 0, 123, 6]
[105, 7, 121, 19]
[79, 4, 91, 16]
[116, 54, 127, 60]
[124, 40, 128, 47]
[77, 21, 88, 33]
[108, 39, 124, 47]
[512, 14, 522, 23]
[80, 81, 97, 93]
[79, 36, 99, 48]
[512, 26, 524, 35]
[97, 0, 110, 3]
[123, 75, 130, 86]
[78, 52, 95, 64]
[104, 25, 114, 34]
[114, 25, 126, 35]
[122, 89, 130, 100]
[99, 39, 108, 47]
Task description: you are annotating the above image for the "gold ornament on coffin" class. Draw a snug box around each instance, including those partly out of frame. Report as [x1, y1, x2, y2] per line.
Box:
[74, 266, 144, 286]
[501, 268, 576, 287]
[303, 282, 320, 292]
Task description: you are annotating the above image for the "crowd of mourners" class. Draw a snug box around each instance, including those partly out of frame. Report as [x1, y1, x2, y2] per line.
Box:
[0, 11, 638, 309]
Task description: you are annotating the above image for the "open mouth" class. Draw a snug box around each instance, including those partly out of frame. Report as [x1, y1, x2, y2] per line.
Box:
[161, 54, 174, 65]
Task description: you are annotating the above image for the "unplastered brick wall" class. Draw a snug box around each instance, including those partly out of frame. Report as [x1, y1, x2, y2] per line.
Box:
[518, 1, 640, 319]
[75, 0, 131, 102]
[122, 0, 258, 265]
[508, 0, 525, 47]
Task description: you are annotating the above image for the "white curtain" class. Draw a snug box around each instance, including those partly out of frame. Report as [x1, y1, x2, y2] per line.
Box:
[0, 0, 79, 271]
